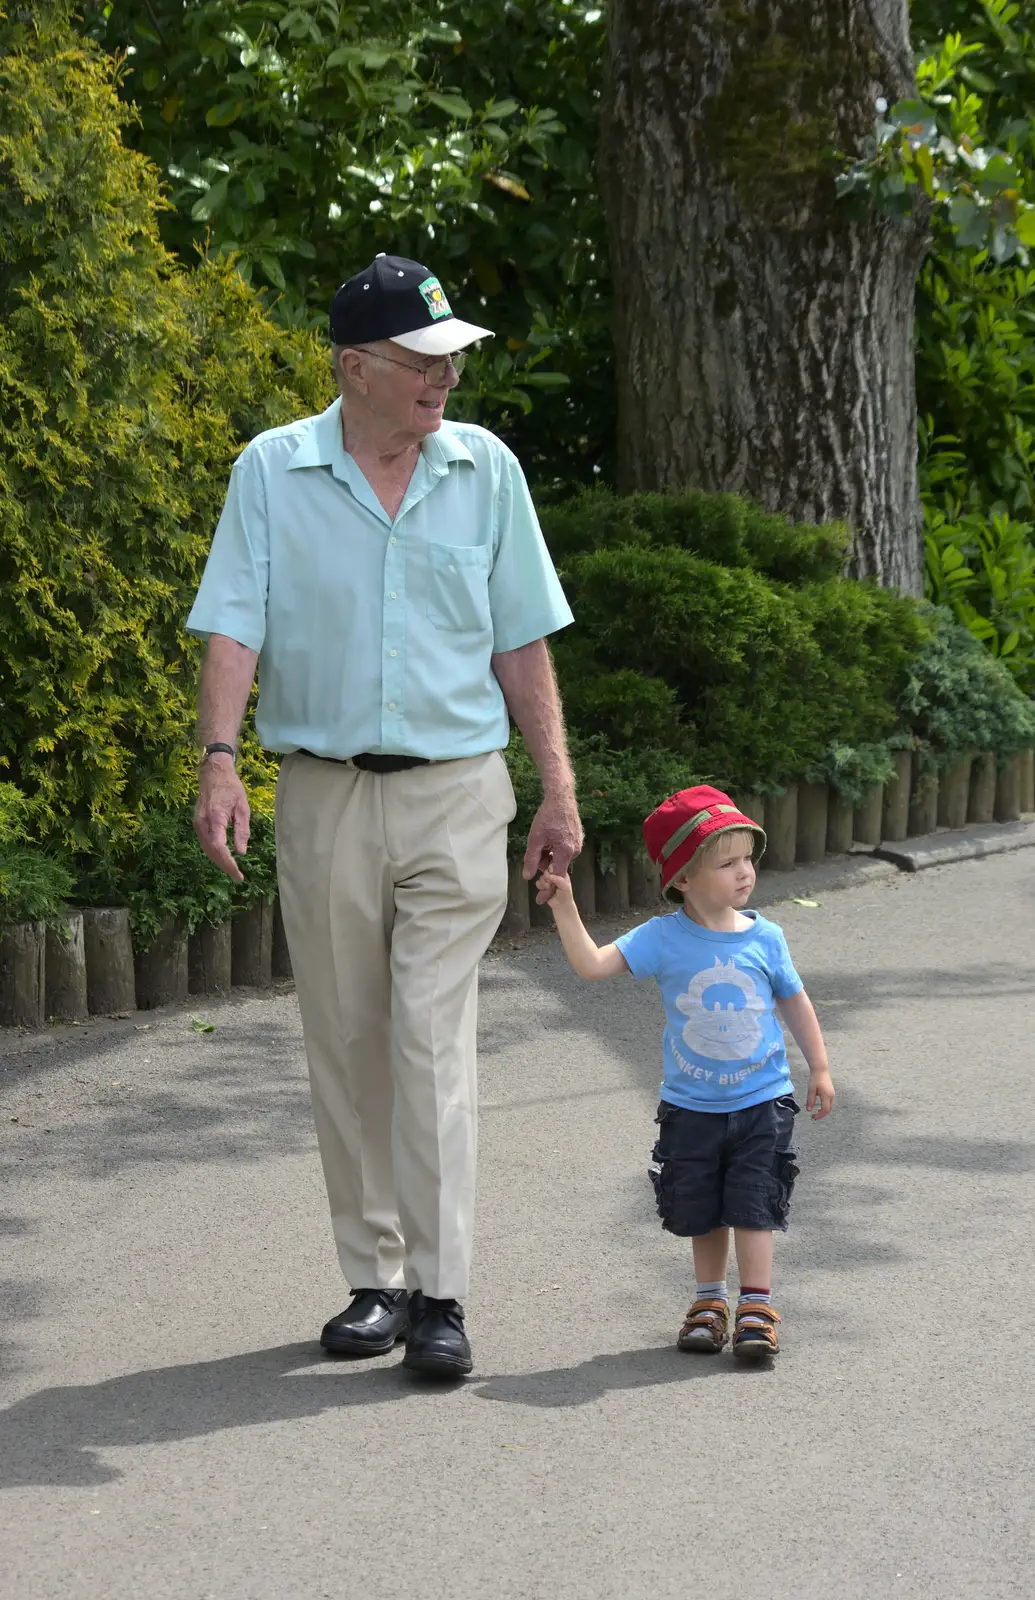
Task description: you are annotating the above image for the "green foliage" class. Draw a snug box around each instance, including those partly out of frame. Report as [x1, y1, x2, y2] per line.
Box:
[233, 803, 279, 910]
[86, 0, 612, 485]
[79, 806, 232, 947]
[805, 743, 897, 806]
[899, 603, 1035, 765]
[924, 498, 1035, 690]
[540, 485, 848, 582]
[838, 7, 1035, 262]
[504, 734, 697, 851]
[0, 783, 75, 932]
[0, 4, 327, 856]
[547, 503, 926, 794]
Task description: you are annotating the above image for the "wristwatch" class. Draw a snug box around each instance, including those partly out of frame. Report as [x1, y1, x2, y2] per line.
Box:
[202, 742, 236, 764]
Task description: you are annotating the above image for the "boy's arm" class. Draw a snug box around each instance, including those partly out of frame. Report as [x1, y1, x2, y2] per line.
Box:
[776, 990, 835, 1119]
[540, 873, 629, 980]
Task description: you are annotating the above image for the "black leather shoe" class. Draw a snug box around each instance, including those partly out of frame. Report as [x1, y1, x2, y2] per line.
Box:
[402, 1292, 473, 1378]
[320, 1289, 409, 1356]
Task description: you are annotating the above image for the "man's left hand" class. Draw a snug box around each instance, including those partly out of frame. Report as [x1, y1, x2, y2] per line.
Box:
[523, 790, 584, 897]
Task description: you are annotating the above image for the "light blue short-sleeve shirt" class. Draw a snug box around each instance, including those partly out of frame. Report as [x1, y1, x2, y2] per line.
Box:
[186, 399, 573, 760]
[616, 910, 804, 1113]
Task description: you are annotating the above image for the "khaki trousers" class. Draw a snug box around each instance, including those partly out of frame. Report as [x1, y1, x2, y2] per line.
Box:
[275, 750, 514, 1300]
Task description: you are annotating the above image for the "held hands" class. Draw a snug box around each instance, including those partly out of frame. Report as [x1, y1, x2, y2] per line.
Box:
[536, 870, 575, 911]
[194, 756, 250, 883]
[806, 1070, 836, 1121]
[523, 790, 584, 901]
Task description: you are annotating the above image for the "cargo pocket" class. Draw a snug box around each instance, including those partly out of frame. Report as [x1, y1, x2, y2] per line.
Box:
[773, 1095, 800, 1226]
[648, 1102, 677, 1228]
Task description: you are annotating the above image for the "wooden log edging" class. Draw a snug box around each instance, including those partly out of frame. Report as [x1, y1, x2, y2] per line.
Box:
[134, 916, 189, 1010]
[908, 767, 939, 838]
[189, 921, 232, 995]
[272, 900, 293, 980]
[1021, 748, 1035, 814]
[826, 793, 854, 855]
[795, 782, 828, 864]
[595, 850, 630, 915]
[82, 907, 136, 1016]
[882, 750, 912, 843]
[763, 786, 797, 871]
[968, 751, 996, 824]
[994, 753, 1023, 824]
[231, 900, 274, 988]
[0, 920, 45, 1030]
[938, 755, 972, 831]
[45, 910, 89, 1023]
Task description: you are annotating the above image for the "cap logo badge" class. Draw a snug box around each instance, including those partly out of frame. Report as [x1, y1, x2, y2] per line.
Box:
[418, 276, 452, 320]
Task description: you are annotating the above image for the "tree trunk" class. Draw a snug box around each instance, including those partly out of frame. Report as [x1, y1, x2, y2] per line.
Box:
[602, 0, 927, 592]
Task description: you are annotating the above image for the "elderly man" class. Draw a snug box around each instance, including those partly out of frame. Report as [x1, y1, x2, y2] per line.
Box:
[188, 255, 581, 1378]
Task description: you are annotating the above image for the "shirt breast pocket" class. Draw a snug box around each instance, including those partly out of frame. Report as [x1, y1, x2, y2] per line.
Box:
[426, 542, 491, 633]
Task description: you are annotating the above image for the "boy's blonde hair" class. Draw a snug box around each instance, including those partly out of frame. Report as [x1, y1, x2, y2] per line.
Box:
[667, 827, 757, 899]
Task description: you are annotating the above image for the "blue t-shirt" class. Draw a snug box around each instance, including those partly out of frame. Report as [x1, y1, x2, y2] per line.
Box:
[615, 909, 803, 1113]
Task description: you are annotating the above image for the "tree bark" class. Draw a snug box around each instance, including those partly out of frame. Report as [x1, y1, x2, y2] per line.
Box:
[603, 0, 928, 592]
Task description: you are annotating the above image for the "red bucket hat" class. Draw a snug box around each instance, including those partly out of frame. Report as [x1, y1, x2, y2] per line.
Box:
[643, 785, 767, 902]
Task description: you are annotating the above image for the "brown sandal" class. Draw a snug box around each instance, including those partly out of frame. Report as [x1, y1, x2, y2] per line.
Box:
[732, 1302, 781, 1360]
[677, 1298, 730, 1353]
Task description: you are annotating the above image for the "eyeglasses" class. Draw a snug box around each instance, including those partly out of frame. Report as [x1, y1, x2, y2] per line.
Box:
[364, 349, 467, 385]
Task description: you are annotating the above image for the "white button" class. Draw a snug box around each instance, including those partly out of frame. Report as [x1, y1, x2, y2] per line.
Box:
[389, 591, 397, 600]
[390, 536, 397, 545]
[388, 702, 396, 711]
[389, 649, 397, 658]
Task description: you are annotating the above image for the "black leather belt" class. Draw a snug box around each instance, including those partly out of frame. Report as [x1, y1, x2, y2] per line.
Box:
[300, 750, 430, 773]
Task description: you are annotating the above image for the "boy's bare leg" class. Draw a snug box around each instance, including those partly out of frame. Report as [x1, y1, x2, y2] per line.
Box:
[691, 1226, 730, 1283]
[733, 1228, 774, 1289]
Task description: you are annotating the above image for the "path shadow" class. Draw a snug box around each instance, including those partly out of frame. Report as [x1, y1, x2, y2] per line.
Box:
[0, 1342, 417, 1490]
[474, 1343, 747, 1409]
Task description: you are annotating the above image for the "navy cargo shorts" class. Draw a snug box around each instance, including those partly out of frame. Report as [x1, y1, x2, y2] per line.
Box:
[649, 1094, 800, 1236]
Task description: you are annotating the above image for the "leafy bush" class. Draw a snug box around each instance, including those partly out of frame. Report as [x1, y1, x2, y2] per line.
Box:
[541, 485, 848, 582]
[78, 808, 233, 949]
[899, 604, 1035, 768]
[0, 784, 75, 932]
[550, 530, 926, 793]
[505, 735, 697, 851]
[0, 6, 327, 856]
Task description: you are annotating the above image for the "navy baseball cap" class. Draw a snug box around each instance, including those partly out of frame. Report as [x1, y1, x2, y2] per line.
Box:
[329, 254, 493, 356]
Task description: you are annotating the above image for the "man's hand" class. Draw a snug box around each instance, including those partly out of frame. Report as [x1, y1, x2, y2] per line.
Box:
[806, 1070, 835, 1120]
[523, 789, 584, 897]
[194, 756, 250, 882]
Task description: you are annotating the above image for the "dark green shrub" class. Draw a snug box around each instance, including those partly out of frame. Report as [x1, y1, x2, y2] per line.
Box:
[540, 484, 848, 582]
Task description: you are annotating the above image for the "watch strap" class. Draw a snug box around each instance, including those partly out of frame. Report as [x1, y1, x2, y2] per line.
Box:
[203, 742, 237, 761]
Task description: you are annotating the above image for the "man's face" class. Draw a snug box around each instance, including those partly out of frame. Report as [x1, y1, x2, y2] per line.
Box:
[355, 342, 461, 438]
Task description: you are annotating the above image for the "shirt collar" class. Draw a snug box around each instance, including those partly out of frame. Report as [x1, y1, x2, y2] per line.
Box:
[285, 399, 343, 471]
[285, 401, 477, 476]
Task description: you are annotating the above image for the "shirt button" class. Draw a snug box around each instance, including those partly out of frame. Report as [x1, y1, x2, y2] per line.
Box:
[388, 702, 396, 711]
[390, 536, 397, 545]
[389, 649, 397, 658]
[389, 591, 397, 600]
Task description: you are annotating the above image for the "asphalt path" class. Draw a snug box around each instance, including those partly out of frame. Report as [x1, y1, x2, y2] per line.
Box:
[2, 852, 1034, 1599]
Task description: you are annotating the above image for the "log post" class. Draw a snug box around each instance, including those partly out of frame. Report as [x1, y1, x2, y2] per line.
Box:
[188, 921, 232, 996]
[795, 782, 828, 863]
[595, 850, 631, 915]
[134, 916, 189, 1010]
[762, 786, 797, 870]
[82, 907, 136, 1016]
[967, 751, 997, 824]
[231, 900, 274, 988]
[0, 920, 45, 1030]
[570, 840, 597, 919]
[853, 784, 884, 847]
[994, 754, 1023, 824]
[1020, 748, 1035, 813]
[908, 767, 939, 837]
[881, 750, 912, 843]
[628, 852, 661, 909]
[826, 793, 854, 855]
[498, 857, 531, 937]
[45, 910, 89, 1023]
[272, 900, 294, 980]
[937, 754, 972, 831]
[730, 794, 767, 831]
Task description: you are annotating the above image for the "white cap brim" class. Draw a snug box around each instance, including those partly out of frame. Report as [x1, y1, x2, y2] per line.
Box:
[391, 318, 494, 356]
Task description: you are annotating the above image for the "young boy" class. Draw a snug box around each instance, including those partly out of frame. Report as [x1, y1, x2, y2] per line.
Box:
[539, 784, 834, 1360]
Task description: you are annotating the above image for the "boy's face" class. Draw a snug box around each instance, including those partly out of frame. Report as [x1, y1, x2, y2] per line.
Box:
[675, 833, 756, 911]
